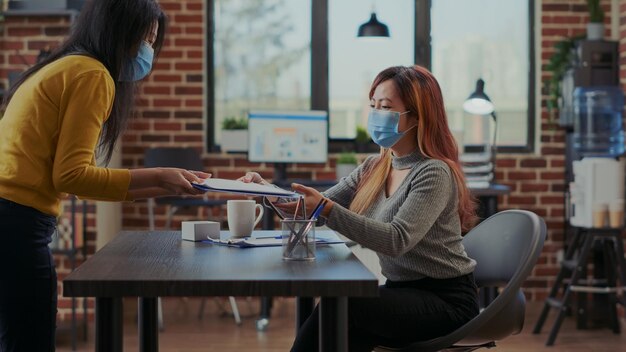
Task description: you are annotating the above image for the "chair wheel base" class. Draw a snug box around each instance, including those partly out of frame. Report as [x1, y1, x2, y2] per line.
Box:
[256, 318, 269, 331]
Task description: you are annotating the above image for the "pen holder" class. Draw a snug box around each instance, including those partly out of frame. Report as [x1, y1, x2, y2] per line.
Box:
[281, 219, 316, 261]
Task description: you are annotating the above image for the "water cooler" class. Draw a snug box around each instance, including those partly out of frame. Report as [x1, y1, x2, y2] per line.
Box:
[558, 39, 624, 227]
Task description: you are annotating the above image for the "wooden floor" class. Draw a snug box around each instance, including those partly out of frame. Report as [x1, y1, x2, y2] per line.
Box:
[56, 297, 626, 351]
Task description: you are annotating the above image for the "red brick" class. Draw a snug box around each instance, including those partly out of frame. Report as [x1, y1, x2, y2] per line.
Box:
[508, 196, 537, 205]
[159, 50, 184, 59]
[173, 135, 203, 143]
[174, 38, 203, 47]
[541, 147, 565, 155]
[540, 196, 564, 205]
[153, 74, 183, 83]
[185, 27, 203, 35]
[174, 15, 203, 23]
[185, 99, 203, 107]
[508, 171, 537, 181]
[153, 99, 182, 108]
[520, 159, 547, 168]
[142, 110, 171, 119]
[521, 183, 549, 192]
[141, 134, 171, 142]
[175, 62, 203, 71]
[44, 26, 69, 36]
[187, 3, 203, 11]
[144, 86, 171, 95]
[174, 111, 202, 118]
[154, 122, 182, 131]
[153, 62, 171, 71]
[495, 158, 516, 167]
[175, 86, 203, 95]
[188, 50, 203, 59]
[186, 74, 203, 82]
[8, 27, 42, 36]
[540, 171, 564, 180]
[160, 2, 182, 11]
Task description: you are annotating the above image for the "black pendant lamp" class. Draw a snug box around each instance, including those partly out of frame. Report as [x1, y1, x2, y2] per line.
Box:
[357, 12, 390, 38]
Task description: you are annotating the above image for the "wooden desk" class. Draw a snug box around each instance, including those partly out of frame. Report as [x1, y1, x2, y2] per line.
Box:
[63, 230, 378, 352]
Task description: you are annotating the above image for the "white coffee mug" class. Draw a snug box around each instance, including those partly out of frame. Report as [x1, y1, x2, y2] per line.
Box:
[227, 200, 264, 238]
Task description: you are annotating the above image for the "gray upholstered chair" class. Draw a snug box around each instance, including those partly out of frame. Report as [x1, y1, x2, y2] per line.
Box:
[375, 209, 546, 352]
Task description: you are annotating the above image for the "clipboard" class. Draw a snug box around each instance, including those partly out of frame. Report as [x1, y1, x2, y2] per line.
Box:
[192, 178, 299, 198]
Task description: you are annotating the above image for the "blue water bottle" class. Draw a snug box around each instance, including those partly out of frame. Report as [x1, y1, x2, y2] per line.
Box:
[573, 86, 625, 157]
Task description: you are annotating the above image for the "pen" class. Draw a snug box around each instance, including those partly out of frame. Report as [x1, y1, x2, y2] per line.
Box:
[293, 196, 302, 220]
[254, 235, 283, 240]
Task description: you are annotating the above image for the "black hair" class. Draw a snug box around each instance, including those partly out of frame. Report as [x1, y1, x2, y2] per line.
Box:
[1, 0, 166, 164]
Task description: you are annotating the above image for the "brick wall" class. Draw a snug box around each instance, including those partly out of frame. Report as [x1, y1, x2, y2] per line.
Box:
[0, 1, 623, 322]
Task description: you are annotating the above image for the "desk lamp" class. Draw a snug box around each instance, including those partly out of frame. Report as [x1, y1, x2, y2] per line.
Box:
[463, 78, 497, 184]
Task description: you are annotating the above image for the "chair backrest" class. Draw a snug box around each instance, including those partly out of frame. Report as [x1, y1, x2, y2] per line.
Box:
[144, 147, 204, 170]
[382, 210, 546, 351]
[456, 209, 546, 344]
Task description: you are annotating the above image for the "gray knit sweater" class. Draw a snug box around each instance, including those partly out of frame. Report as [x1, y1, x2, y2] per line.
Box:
[323, 149, 476, 281]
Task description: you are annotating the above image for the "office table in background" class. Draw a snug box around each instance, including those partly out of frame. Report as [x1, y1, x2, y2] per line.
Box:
[470, 183, 511, 307]
[63, 230, 379, 352]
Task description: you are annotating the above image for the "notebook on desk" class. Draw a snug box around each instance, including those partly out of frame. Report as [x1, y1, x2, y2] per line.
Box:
[203, 230, 345, 248]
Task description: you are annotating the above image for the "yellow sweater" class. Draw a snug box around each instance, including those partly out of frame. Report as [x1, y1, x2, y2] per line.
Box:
[0, 55, 131, 217]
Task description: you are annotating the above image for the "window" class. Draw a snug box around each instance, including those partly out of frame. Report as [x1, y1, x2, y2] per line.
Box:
[207, 0, 534, 152]
[211, 0, 311, 147]
[328, 0, 414, 139]
[430, 0, 534, 151]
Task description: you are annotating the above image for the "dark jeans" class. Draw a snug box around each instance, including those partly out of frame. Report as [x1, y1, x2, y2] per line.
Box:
[291, 273, 479, 352]
[0, 198, 57, 352]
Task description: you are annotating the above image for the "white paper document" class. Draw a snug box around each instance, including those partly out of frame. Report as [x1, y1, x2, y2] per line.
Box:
[192, 178, 298, 198]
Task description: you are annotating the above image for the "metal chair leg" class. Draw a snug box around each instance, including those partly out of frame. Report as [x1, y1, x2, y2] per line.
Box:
[158, 297, 164, 331]
[148, 198, 155, 231]
[229, 297, 242, 325]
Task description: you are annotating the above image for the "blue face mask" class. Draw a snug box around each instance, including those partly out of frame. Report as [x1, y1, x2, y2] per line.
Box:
[367, 109, 414, 148]
[120, 41, 154, 82]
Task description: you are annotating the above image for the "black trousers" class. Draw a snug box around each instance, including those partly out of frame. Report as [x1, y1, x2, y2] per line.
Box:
[291, 273, 479, 352]
[0, 198, 57, 352]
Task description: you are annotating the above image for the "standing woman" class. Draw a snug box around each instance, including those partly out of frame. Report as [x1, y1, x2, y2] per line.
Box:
[0, 1, 208, 350]
[241, 65, 479, 351]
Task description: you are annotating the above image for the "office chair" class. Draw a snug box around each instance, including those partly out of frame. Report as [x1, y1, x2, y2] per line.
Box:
[143, 147, 240, 326]
[375, 209, 547, 352]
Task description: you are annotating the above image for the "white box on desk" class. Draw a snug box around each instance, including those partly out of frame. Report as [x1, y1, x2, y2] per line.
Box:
[181, 221, 220, 241]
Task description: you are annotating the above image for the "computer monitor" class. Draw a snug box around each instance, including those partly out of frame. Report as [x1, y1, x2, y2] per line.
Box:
[247, 110, 328, 164]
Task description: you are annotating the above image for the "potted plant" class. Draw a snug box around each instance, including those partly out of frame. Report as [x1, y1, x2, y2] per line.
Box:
[586, 0, 604, 40]
[335, 152, 358, 181]
[220, 116, 248, 153]
[544, 37, 577, 120]
[355, 125, 370, 153]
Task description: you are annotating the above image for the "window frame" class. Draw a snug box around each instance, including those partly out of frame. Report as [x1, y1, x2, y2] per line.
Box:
[205, 0, 535, 154]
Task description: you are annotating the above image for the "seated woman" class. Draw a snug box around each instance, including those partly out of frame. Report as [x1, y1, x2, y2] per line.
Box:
[240, 65, 479, 352]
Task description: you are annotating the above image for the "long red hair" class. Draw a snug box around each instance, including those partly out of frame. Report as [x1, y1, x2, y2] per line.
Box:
[349, 65, 477, 232]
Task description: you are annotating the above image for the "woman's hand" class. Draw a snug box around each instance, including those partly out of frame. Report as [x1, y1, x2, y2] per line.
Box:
[158, 168, 210, 196]
[276, 183, 333, 219]
[237, 171, 270, 185]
